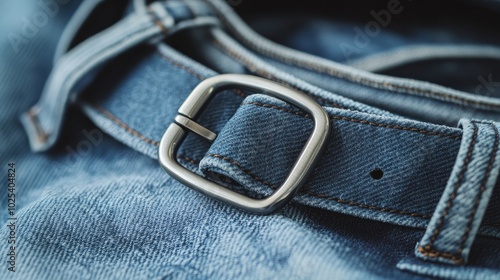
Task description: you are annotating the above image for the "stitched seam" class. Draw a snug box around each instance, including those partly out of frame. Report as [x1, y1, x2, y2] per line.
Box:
[206, 153, 432, 219]
[147, 8, 169, 35]
[457, 122, 499, 256]
[211, 39, 347, 109]
[89, 105, 500, 226]
[219, 21, 500, 110]
[177, 154, 199, 165]
[243, 101, 461, 141]
[266, 50, 500, 109]
[26, 106, 49, 143]
[244, 102, 310, 118]
[416, 246, 464, 264]
[420, 122, 478, 255]
[92, 104, 160, 146]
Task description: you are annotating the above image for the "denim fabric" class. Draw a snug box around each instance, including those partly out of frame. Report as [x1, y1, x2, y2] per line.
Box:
[416, 120, 500, 264]
[2, 0, 500, 279]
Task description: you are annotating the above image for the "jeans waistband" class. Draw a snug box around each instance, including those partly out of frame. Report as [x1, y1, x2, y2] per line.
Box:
[21, 0, 500, 267]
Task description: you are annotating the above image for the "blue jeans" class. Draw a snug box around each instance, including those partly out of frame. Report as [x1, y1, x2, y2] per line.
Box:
[1, 0, 500, 279]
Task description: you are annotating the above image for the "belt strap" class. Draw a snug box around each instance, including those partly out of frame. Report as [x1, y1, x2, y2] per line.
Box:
[192, 93, 500, 230]
[416, 120, 500, 264]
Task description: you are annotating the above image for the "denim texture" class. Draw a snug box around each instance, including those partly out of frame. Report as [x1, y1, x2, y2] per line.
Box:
[2, 0, 500, 279]
[416, 120, 500, 264]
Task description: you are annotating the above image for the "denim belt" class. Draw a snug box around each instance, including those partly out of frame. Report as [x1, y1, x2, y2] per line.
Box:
[21, 0, 500, 268]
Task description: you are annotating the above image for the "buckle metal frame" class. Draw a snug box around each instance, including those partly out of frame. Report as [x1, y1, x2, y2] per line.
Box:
[158, 74, 330, 214]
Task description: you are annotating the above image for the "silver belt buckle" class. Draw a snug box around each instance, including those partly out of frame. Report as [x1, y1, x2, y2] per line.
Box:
[158, 74, 330, 214]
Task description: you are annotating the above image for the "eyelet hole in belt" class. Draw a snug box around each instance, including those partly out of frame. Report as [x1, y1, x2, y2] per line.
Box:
[370, 168, 384, 180]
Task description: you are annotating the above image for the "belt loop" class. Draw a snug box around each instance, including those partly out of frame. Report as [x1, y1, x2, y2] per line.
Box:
[21, 2, 174, 152]
[416, 119, 500, 265]
[53, 0, 105, 65]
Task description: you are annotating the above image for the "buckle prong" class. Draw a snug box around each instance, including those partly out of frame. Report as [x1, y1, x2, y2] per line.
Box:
[174, 115, 217, 141]
[158, 74, 330, 214]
